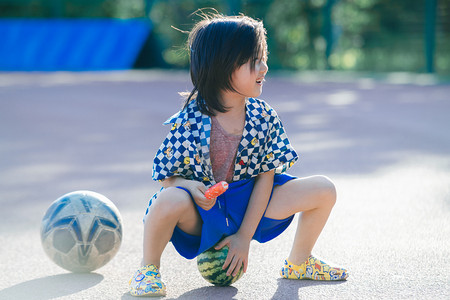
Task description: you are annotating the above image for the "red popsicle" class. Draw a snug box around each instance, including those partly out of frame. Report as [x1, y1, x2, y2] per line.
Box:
[205, 181, 229, 199]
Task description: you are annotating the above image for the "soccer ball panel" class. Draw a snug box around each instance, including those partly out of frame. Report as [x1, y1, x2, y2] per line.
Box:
[95, 229, 116, 255]
[52, 228, 76, 254]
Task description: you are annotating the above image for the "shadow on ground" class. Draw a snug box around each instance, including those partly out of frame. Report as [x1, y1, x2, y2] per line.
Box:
[121, 286, 238, 300]
[270, 278, 347, 299]
[0, 273, 103, 300]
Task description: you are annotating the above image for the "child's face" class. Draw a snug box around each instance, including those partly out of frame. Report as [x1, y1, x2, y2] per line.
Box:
[230, 56, 268, 99]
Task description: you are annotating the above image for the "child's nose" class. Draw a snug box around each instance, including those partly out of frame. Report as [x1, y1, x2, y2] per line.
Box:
[260, 61, 268, 74]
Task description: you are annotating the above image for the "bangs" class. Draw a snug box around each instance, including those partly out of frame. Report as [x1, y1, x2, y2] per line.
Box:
[248, 24, 268, 70]
[231, 17, 267, 70]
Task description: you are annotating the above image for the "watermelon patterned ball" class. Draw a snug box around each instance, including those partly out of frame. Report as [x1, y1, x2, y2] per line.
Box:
[197, 245, 244, 286]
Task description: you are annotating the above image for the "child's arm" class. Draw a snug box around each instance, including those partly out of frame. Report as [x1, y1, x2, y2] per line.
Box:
[238, 170, 274, 239]
[161, 176, 215, 211]
[215, 170, 275, 276]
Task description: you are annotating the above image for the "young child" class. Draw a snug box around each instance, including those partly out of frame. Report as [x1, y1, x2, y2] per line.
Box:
[129, 13, 348, 297]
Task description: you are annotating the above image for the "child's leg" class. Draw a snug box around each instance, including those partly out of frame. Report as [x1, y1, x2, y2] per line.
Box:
[143, 187, 202, 267]
[265, 175, 336, 265]
[129, 187, 202, 296]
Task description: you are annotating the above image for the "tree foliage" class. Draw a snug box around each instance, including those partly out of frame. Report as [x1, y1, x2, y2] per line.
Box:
[1, 0, 449, 73]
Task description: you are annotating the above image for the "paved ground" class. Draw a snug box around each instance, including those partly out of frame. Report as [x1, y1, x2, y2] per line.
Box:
[0, 71, 449, 299]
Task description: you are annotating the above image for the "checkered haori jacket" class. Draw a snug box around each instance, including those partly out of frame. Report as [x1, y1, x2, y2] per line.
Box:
[151, 97, 298, 189]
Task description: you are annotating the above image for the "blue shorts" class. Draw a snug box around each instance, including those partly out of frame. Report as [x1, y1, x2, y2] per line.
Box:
[147, 173, 296, 259]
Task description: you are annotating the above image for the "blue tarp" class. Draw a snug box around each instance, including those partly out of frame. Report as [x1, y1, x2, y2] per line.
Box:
[0, 19, 152, 71]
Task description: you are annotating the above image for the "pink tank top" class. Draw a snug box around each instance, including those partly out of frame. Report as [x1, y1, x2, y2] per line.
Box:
[210, 116, 242, 183]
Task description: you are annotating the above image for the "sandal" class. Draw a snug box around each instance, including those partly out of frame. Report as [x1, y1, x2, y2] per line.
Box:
[280, 255, 348, 281]
[129, 264, 167, 297]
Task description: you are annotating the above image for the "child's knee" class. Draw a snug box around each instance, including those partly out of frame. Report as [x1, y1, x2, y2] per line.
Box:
[314, 175, 337, 206]
[151, 187, 194, 216]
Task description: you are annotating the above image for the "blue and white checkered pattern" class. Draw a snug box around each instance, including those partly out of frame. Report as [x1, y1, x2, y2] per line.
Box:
[152, 97, 298, 186]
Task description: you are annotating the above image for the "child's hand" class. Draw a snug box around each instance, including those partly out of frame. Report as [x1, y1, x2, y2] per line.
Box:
[186, 180, 216, 211]
[215, 233, 250, 276]
[161, 177, 215, 210]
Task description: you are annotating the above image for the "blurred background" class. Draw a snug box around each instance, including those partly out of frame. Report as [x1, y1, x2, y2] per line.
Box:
[0, 0, 449, 74]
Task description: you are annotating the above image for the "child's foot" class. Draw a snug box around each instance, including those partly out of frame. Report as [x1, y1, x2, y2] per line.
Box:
[280, 255, 348, 281]
[129, 264, 166, 297]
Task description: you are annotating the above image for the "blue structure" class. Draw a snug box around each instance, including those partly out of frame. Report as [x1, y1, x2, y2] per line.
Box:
[0, 19, 151, 71]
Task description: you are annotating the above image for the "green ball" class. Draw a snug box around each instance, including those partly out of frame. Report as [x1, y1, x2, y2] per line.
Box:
[197, 245, 244, 286]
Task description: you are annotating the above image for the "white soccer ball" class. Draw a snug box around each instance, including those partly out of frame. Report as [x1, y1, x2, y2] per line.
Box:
[41, 190, 123, 273]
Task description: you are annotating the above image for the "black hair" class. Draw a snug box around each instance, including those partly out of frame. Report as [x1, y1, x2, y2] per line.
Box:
[183, 13, 267, 115]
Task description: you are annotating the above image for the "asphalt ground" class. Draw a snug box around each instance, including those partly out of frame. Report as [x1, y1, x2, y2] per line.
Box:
[0, 71, 449, 299]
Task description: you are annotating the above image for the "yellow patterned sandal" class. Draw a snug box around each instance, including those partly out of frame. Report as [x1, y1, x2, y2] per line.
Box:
[129, 264, 166, 297]
[280, 255, 348, 281]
